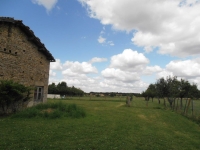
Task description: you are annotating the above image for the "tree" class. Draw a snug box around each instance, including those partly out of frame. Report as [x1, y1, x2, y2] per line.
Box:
[57, 82, 68, 97]
[146, 76, 200, 109]
[178, 79, 190, 108]
[155, 77, 168, 105]
[142, 91, 149, 101]
[110, 92, 116, 97]
[145, 84, 156, 102]
[164, 76, 180, 108]
[188, 83, 199, 99]
[48, 82, 84, 97]
[48, 83, 58, 94]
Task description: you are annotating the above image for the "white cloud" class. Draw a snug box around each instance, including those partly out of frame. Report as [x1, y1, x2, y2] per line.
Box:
[48, 53, 153, 93]
[50, 59, 63, 70]
[99, 79, 148, 93]
[101, 68, 140, 82]
[99, 49, 154, 92]
[110, 49, 149, 71]
[156, 70, 174, 79]
[60, 75, 102, 92]
[89, 57, 107, 63]
[32, 0, 58, 11]
[108, 41, 114, 46]
[143, 66, 163, 75]
[166, 58, 200, 77]
[155, 57, 200, 82]
[49, 60, 100, 92]
[48, 77, 60, 85]
[79, 0, 200, 57]
[63, 61, 98, 74]
[49, 70, 56, 77]
[98, 36, 106, 43]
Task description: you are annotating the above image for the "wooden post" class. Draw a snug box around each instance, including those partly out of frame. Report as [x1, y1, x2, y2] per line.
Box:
[192, 99, 194, 116]
[183, 99, 188, 114]
[186, 98, 191, 115]
[173, 99, 175, 111]
[176, 98, 179, 111]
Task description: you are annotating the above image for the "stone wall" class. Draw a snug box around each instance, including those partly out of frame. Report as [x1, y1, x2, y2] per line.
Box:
[0, 22, 50, 106]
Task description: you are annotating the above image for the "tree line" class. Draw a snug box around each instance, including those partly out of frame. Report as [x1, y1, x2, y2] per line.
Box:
[48, 82, 84, 97]
[142, 76, 200, 108]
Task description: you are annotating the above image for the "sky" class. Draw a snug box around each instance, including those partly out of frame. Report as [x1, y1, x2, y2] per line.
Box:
[1, 0, 200, 93]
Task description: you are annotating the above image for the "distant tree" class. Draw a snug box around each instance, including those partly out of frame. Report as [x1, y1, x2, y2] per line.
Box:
[155, 77, 168, 105]
[178, 79, 190, 108]
[145, 76, 200, 108]
[110, 92, 116, 97]
[165, 76, 180, 108]
[57, 82, 68, 97]
[188, 83, 199, 99]
[48, 82, 84, 97]
[141, 91, 149, 101]
[48, 83, 58, 94]
[145, 84, 156, 102]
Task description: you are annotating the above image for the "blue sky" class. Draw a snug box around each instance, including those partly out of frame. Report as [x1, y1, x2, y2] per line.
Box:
[1, 0, 200, 93]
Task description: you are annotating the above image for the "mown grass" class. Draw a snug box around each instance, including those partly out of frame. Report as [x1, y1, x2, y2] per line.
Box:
[0, 97, 200, 150]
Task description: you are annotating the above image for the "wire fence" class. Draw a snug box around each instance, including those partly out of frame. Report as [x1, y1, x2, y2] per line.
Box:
[144, 98, 200, 122]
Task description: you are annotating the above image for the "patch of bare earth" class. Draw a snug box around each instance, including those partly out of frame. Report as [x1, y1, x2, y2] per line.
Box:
[42, 108, 54, 113]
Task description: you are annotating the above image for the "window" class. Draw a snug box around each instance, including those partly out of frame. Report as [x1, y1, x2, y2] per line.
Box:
[34, 86, 44, 101]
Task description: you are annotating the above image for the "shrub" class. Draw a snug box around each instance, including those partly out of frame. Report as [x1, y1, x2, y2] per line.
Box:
[0, 80, 31, 114]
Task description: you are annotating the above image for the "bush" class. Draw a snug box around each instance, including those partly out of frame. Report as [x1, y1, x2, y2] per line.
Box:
[11, 102, 86, 119]
[0, 80, 31, 114]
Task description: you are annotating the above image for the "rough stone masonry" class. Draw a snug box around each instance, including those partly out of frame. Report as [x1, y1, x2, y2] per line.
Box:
[0, 17, 55, 106]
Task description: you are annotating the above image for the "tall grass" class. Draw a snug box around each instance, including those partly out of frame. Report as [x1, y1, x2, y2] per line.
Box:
[11, 101, 86, 119]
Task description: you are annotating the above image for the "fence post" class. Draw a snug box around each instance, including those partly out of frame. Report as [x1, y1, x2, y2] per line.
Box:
[191, 99, 194, 116]
[185, 98, 191, 115]
[176, 98, 179, 111]
[183, 99, 188, 114]
[173, 99, 175, 111]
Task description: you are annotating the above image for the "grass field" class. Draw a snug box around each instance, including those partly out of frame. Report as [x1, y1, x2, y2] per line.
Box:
[0, 97, 200, 150]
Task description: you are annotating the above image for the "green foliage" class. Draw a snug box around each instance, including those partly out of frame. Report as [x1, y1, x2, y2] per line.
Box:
[96, 94, 100, 97]
[110, 92, 116, 97]
[11, 102, 86, 119]
[0, 80, 31, 114]
[143, 76, 200, 107]
[48, 83, 58, 95]
[48, 82, 84, 97]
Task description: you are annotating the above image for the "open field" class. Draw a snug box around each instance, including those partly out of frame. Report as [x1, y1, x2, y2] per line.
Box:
[0, 97, 200, 150]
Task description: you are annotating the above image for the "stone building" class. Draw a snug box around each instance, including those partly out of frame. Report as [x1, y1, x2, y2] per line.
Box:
[0, 17, 55, 106]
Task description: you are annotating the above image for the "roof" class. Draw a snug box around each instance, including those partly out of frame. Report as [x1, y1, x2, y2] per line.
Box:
[0, 17, 55, 62]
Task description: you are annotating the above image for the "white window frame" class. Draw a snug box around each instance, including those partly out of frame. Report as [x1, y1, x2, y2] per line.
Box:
[34, 86, 44, 101]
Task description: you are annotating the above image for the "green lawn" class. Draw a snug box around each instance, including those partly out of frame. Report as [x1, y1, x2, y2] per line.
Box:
[0, 97, 200, 150]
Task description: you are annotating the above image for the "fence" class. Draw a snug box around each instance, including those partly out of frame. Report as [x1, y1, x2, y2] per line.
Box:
[146, 98, 200, 119]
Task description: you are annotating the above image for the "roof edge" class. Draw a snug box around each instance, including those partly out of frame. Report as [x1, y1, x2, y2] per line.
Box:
[0, 17, 55, 62]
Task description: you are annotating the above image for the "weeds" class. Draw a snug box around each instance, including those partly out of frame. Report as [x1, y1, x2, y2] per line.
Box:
[11, 101, 86, 119]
